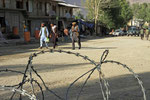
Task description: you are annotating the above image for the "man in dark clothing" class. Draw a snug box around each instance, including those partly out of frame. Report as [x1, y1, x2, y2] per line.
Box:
[140, 28, 144, 40]
[71, 22, 81, 50]
[50, 24, 58, 49]
[145, 28, 149, 40]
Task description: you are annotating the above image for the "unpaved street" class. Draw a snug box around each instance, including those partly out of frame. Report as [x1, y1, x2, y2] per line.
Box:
[0, 36, 150, 100]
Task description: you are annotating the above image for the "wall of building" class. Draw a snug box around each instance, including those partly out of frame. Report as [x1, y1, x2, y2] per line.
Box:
[1, 10, 25, 36]
[0, 0, 2, 8]
[59, 6, 73, 18]
[59, 7, 64, 17]
[0, 10, 4, 17]
[0, 0, 76, 37]
[5, 0, 10, 8]
[29, 18, 53, 36]
[11, 0, 17, 9]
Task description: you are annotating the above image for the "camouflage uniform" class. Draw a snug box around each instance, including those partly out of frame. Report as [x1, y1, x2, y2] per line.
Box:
[145, 29, 149, 40]
[140, 29, 144, 40]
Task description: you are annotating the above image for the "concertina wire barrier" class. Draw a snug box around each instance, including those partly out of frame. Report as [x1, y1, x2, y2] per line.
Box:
[0, 49, 147, 100]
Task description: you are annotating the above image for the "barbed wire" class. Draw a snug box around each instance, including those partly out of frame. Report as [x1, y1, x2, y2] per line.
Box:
[0, 69, 25, 75]
[0, 85, 36, 100]
[30, 49, 110, 100]
[0, 49, 147, 100]
[102, 60, 147, 100]
[0, 69, 44, 100]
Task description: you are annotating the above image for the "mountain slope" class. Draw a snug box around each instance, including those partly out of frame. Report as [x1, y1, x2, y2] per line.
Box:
[63, 0, 150, 5]
[128, 0, 150, 4]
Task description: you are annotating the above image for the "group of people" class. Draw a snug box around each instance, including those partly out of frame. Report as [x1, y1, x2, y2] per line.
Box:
[140, 28, 150, 40]
[39, 23, 58, 49]
[39, 22, 81, 50]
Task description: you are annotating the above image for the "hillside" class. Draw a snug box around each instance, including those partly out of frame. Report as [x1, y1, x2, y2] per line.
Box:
[63, 0, 150, 17]
[63, 0, 150, 5]
[128, 0, 150, 4]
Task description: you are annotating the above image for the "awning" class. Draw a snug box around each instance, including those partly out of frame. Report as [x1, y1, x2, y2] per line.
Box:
[52, 0, 65, 3]
[58, 3, 79, 8]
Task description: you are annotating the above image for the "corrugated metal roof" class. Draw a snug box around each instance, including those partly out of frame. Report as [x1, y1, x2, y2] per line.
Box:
[52, 0, 65, 3]
[58, 3, 79, 8]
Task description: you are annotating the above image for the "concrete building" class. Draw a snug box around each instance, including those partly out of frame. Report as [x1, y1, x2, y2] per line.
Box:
[0, 0, 79, 37]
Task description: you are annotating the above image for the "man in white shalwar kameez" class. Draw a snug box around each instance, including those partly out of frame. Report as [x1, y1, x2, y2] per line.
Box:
[39, 23, 49, 49]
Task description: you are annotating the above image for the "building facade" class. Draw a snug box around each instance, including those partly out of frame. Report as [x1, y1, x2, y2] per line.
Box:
[0, 0, 79, 37]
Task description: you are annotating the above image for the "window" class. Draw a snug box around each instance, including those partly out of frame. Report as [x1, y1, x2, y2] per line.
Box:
[28, 0, 33, 12]
[65, 10, 67, 13]
[26, 1, 29, 11]
[69, 9, 72, 15]
[52, 5, 56, 12]
[39, 2, 42, 10]
[45, 3, 50, 16]
[0, 17, 6, 33]
[2, 0, 5, 7]
[16, 0, 23, 9]
[0, 17, 5, 27]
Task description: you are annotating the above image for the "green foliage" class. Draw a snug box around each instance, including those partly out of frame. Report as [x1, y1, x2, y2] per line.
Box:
[132, 3, 150, 22]
[75, 11, 84, 19]
[85, 0, 133, 29]
[119, 0, 133, 24]
[84, 0, 94, 20]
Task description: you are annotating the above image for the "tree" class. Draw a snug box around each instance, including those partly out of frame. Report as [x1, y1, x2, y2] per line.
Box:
[145, 4, 150, 22]
[98, 0, 121, 29]
[132, 3, 150, 21]
[85, 0, 110, 35]
[132, 3, 150, 27]
[119, 0, 133, 26]
[85, 0, 133, 32]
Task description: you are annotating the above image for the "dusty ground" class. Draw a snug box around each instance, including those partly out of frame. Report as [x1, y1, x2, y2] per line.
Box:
[0, 36, 150, 100]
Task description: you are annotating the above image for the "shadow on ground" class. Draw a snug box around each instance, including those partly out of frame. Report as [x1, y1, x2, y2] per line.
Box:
[60, 46, 117, 50]
[0, 43, 39, 56]
[0, 36, 116, 56]
[0, 63, 95, 77]
[0, 67, 150, 100]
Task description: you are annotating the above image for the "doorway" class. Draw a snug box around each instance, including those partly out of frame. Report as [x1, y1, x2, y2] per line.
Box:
[16, 0, 23, 9]
[0, 17, 6, 33]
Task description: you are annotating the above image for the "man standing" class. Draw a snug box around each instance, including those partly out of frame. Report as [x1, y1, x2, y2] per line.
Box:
[140, 28, 144, 40]
[50, 23, 58, 49]
[39, 23, 49, 49]
[71, 22, 81, 50]
[145, 28, 149, 40]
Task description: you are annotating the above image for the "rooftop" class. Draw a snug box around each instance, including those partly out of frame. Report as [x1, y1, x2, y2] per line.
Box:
[52, 0, 65, 3]
[58, 3, 79, 8]
[52, 0, 79, 8]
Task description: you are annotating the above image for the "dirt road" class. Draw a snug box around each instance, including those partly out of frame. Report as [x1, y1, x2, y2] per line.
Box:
[0, 36, 150, 100]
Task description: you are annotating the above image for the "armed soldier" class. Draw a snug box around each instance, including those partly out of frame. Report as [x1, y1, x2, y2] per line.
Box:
[140, 28, 144, 40]
[145, 28, 149, 40]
